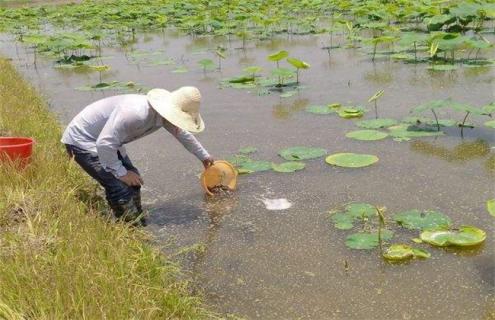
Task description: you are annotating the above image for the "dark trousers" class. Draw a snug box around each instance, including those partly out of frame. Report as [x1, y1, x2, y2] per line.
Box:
[65, 144, 140, 206]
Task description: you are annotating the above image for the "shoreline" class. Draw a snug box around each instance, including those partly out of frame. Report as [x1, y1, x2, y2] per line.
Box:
[0, 57, 214, 319]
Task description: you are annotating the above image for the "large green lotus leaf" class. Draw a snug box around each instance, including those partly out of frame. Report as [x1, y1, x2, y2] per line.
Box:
[420, 226, 486, 247]
[346, 130, 388, 141]
[487, 199, 495, 217]
[238, 160, 272, 173]
[287, 57, 310, 69]
[268, 50, 289, 62]
[402, 117, 457, 127]
[345, 203, 377, 219]
[356, 118, 398, 129]
[331, 212, 354, 230]
[484, 120, 495, 129]
[383, 244, 430, 261]
[272, 162, 305, 173]
[279, 146, 327, 161]
[394, 210, 451, 230]
[388, 124, 444, 140]
[345, 230, 394, 250]
[227, 154, 252, 166]
[305, 105, 335, 114]
[325, 153, 379, 168]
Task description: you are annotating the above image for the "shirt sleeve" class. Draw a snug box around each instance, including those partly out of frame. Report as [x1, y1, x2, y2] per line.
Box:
[95, 108, 130, 177]
[163, 119, 211, 161]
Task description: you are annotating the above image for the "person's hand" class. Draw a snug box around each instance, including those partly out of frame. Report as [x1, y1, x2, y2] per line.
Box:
[202, 157, 215, 169]
[119, 171, 143, 186]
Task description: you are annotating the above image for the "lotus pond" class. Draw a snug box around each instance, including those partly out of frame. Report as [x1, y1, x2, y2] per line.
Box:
[1, 0, 494, 318]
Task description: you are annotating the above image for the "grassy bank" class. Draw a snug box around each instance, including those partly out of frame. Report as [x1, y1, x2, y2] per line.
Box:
[0, 57, 212, 319]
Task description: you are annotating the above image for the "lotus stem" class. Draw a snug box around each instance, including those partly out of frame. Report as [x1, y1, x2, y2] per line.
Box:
[431, 109, 440, 131]
[376, 206, 385, 255]
[374, 101, 378, 119]
[460, 111, 470, 138]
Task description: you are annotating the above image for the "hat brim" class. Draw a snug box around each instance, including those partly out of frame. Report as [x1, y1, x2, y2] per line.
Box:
[147, 88, 205, 133]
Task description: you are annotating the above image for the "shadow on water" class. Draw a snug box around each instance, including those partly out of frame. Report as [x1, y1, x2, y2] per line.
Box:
[410, 139, 491, 162]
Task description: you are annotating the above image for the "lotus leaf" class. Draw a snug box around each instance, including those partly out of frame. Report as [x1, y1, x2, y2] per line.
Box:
[305, 105, 334, 114]
[338, 107, 365, 119]
[345, 203, 377, 219]
[420, 226, 486, 247]
[383, 244, 430, 261]
[482, 102, 495, 115]
[487, 199, 495, 217]
[345, 130, 388, 141]
[368, 89, 384, 103]
[271, 162, 305, 173]
[345, 230, 393, 250]
[279, 147, 327, 161]
[198, 59, 216, 70]
[237, 160, 272, 173]
[356, 118, 398, 129]
[484, 120, 495, 129]
[388, 124, 444, 140]
[331, 212, 354, 230]
[271, 67, 294, 78]
[329, 103, 342, 109]
[394, 209, 451, 230]
[268, 50, 289, 62]
[287, 57, 310, 69]
[239, 147, 257, 154]
[325, 153, 379, 168]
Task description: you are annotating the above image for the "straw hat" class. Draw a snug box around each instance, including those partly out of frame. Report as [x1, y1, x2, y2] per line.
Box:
[147, 86, 205, 133]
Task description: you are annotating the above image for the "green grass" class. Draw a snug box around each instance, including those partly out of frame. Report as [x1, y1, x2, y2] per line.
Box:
[0, 57, 214, 319]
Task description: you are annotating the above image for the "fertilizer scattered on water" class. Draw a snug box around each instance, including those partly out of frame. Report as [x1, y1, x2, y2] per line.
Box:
[262, 198, 292, 210]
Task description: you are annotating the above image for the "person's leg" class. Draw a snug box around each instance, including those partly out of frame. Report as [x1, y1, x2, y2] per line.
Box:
[118, 152, 142, 214]
[66, 145, 140, 221]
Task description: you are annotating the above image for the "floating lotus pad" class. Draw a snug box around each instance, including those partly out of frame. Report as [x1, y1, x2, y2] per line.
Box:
[383, 244, 431, 261]
[485, 120, 495, 129]
[345, 202, 377, 218]
[487, 199, 495, 217]
[330, 203, 378, 230]
[420, 226, 486, 247]
[388, 124, 444, 140]
[237, 160, 272, 174]
[326, 153, 379, 168]
[356, 118, 398, 129]
[331, 212, 354, 230]
[394, 209, 451, 230]
[305, 105, 335, 114]
[345, 230, 394, 250]
[345, 130, 388, 141]
[272, 162, 305, 173]
[279, 146, 327, 161]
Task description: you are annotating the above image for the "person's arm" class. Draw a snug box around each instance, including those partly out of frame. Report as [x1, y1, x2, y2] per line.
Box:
[163, 119, 213, 168]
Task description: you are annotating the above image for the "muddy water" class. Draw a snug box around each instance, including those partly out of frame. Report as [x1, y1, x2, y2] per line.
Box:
[1, 30, 494, 319]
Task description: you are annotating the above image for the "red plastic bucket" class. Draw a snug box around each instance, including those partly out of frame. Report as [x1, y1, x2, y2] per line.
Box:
[0, 137, 35, 167]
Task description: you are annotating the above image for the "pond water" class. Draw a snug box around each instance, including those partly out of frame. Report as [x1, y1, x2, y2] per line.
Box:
[1, 29, 494, 319]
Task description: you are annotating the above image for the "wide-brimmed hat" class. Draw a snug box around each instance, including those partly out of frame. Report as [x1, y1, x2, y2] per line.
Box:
[147, 86, 205, 133]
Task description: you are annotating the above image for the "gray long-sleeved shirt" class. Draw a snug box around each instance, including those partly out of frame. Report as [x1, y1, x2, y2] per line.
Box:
[61, 94, 210, 177]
